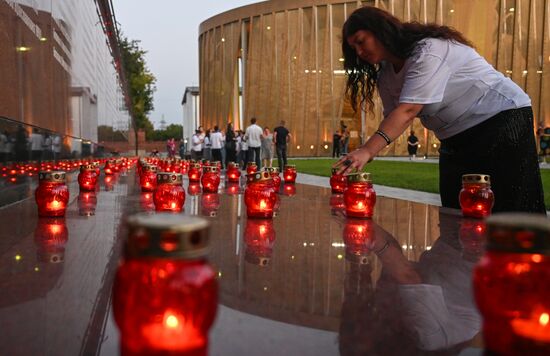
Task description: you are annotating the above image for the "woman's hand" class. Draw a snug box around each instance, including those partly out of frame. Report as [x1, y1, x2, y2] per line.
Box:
[333, 146, 374, 174]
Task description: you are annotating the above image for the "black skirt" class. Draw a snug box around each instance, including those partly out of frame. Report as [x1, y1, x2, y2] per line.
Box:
[439, 107, 546, 214]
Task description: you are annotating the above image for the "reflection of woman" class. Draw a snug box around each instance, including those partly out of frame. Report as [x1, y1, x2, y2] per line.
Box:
[335, 6, 545, 214]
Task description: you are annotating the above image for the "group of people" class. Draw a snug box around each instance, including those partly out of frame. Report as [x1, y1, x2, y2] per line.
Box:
[332, 123, 350, 158]
[0, 126, 62, 163]
[190, 118, 292, 171]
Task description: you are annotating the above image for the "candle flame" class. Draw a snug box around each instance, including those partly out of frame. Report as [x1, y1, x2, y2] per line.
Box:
[357, 226, 364, 233]
[540, 313, 549, 326]
[259, 225, 266, 234]
[51, 200, 60, 208]
[170, 202, 176, 209]
[259, 200, 267, 209]
[50, 225, 62, 234]
[357, 201, 365, 209]
[165, 314, 179, 328]
[532, 254, 542, 263]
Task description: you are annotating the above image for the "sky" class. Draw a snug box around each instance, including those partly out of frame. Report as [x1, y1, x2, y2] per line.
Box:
[113, 0, 261, 129]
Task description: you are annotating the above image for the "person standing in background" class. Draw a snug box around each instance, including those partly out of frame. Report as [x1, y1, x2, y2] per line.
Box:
[30, 128, 44, 162]
[273, 120, 292, 171]
[332, 130, 342, 158]
[191, 129, 203, 161]
[225, 123, 237, 166]
[210, 125, 225, 168]
[203, 129, 212, 161]
[245, 118, 263, 169]
[407, 130, 419, 160]
[261, 127, 274, 168]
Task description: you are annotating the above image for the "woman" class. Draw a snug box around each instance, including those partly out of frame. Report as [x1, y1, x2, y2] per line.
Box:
[202, 129, 212, 161]
[335, 6, 545, 214]
[225, 122, 237, 166]
[260, 126, 274, 168]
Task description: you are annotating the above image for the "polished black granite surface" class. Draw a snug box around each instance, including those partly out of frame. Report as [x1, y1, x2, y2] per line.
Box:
[0, 168, 484, 355]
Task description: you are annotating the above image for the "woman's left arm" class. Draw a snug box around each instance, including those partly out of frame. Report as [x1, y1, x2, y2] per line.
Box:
[335, 102, 423, 173]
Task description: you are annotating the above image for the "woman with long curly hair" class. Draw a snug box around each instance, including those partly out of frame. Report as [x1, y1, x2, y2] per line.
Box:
[334, 6, 545, 214]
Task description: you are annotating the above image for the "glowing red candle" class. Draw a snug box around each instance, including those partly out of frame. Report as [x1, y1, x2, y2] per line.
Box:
[246, 162, 257, 175]
[78, 191, 98, 216]
[343, 219, 373, 264]
[113, 214, 218, 356]
[266, 167, 281, 191]
[244, 219, 276, 266]
[244, 172, 277, 218]
[282, 183, 296, 197]
[330, 167, 347, 194]
[459, 174, 494, 218]
[474, 214, 550, 354]
[226, 162, 241, 182]
[154, 173, 185, 212]
[78, 164, 98, 191]
[188, 163, 202, 183]
[140, 165, 158, 192]
[201, 193, 220, 217]
[283, 164, 297, 183]
[104, 160, 115, 175]
[225, 182, 241, 195]
[343, 173, 376, 219]
[34, 218, 68, 264]
[201, 166, 220, 193]
[35, 171, 69, 217]
[104, 175, 115, 191]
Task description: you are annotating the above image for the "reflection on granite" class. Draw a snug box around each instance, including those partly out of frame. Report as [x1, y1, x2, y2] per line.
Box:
[1, 169, 484, 355]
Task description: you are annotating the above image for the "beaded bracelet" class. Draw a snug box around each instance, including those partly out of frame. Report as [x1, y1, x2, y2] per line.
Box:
[375, 129, 391, 145]
[374, 239, 390, 256]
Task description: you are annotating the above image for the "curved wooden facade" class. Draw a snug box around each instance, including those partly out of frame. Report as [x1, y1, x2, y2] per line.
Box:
[199, 0, 550, 157]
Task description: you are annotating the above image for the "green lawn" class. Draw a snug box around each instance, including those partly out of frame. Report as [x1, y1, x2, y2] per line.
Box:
[288, 158, 550, 207]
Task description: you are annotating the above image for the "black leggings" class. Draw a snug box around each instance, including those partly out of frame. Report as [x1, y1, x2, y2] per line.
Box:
[439, 107, 546, 214]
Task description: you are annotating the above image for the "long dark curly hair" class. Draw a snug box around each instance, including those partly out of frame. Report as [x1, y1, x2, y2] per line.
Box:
[342, 6, 474, 112]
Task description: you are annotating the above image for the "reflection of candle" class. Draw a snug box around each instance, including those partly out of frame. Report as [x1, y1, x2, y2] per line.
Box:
[511, 312, 550, 342]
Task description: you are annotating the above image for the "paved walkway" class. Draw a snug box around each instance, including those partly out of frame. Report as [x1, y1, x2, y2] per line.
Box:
[296, 173, 442, 206]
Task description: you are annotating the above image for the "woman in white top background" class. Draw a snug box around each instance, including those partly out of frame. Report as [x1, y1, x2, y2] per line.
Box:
[335, 6, 545, 214]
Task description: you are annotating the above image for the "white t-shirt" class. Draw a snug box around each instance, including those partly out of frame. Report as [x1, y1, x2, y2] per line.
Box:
[378, 38, 531, 140]
[191, 134, 202, 152]
[210, 131, 224, 149]
[245, 124, 263, 148]
[31, 133, 44, 151]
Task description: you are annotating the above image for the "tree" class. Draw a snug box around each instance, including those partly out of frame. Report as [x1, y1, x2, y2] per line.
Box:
[118, 35, 156, 133]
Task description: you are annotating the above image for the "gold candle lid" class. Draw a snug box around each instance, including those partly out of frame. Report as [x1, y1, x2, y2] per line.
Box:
[247, 162, 257, 167]
[39, 171, 66, 183]
[462, 174, 491, 184]
[203, 166, 219, 174]
[157, 172, 183, 184]
[244, 251, 271, 266]
[80, 164, 95, 171]
[227, 162, 239, 168]
[143, 165, 158, 173]
[125, 213, 210, 259]
[191, 163, 202, 169]
[345, 250, 370, 265]
[246, 171, 272, 184]
[264, 167, 279, 174]
[486, 213, 550, 254]
[346, 172, 372, 183]
[284, 164, 296, 169]
[210, 161, 221, 166]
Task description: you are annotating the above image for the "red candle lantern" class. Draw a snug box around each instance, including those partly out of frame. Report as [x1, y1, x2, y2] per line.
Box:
[474, 214, 550, 354]
[201, 166, 220, 193]
[78, 191, 98, 216]
[140, 165, 158, 192]
[330, 167, 347, 194]
[34, 218, 68, 264]
[344, 172, 376, 219]
[35, 171, 69, 217]
[283, 164, 297, 183]
[113, 213, 218, 356]
[282, 183, 296, 197]
[225, 182, 241, 195]
[246, 162, 257, 175]
[188, 163, 202, 183]
[244, 172, 277, 218]
[459, 174, 494, 218]
[266, 167, 281, 191]
[201, 193, 220, 217]
[226, 162, 241, 182]
[154, 173, 185, 212]
[187, 182, 201, 196]
[104, 160, 115, 175]
[329, 194, 345, 216]
[78, 164, 98, 191]
[343, 219, 374, 264]
[140, 192, 155, 212]
[244, 219, 276, 266]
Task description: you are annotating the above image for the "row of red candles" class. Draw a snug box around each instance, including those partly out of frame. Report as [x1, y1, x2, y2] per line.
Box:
[330, 169, 495, 219]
